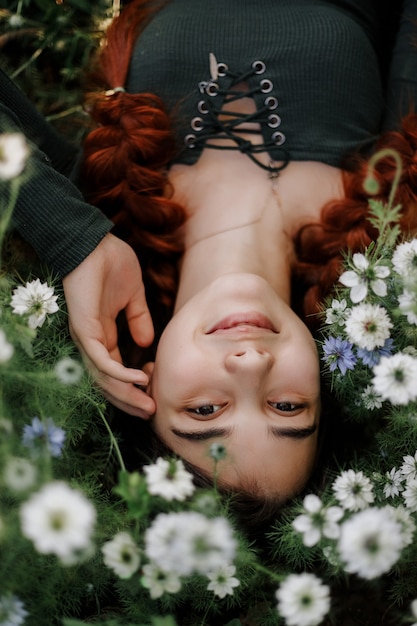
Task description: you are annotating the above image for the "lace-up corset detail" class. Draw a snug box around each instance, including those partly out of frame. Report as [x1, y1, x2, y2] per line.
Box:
[127, 0, 384, 170]
[184, 54, 289, 175]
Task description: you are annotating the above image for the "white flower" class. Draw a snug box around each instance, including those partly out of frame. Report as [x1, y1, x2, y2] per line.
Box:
[392, 239, 417, 277]
[0, 329, 14, 363]
[402, 478, 417, 512]
[372, 353, 417, 405]
[101, 531, 140, 579]
[10, 279, 59, 329]
[292, 494, 343, 547]
[398, 289, 417, 325]
[141, 562, 182, 599]
[207, 564, 240, 599]
[339, 252, 390, 303]
[337, 507, 404, 579]
[0, 594, 28, 626]
[386, 504, 415, 548]
[383, 468, 404, 499]
[3, 457, 37, 492]
[361, 385, 383, 410]
[344, 303, 392, 351]
[0, 133, 29, 180]
[332, 469, 374, 511]
[143, 457, 195, 501]
[400, 451, 417, 481]
[144, 511, 236, 576]
[325, 299, 350, 325]
[276, 573, 330, 626]
[19, 481, 96, 563]
[54, 357, 84, 385]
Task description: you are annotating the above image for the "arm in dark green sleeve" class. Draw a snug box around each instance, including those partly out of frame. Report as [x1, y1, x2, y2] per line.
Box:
[383, 0, 417, 130]
[0, 91, 113, 278]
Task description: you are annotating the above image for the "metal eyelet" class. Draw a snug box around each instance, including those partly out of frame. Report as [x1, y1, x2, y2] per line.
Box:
[268, 113, 281, 128]
[197, 100, 209, 114]
[198, 81, 208, 94]
[191, 117, 204, 131]
[252, 60, 266, 75]
[260, 79, 273, 93]
[206, 82, 219, 96]
[272, 131, 286, 145]
[184, 134, 197, 148]
[265, 96, 278, 110]
[217, 62, 228, 77]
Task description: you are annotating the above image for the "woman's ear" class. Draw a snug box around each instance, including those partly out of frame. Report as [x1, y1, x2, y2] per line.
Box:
[143, 361, 154, 378]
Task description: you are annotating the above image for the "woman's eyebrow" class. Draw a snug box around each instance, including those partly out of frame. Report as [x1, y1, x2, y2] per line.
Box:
[171, 424, 317, 441]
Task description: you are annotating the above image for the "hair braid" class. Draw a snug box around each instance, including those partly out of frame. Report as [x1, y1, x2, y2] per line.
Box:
[81, 0, 185, 314]
[295, 113, 417, 327]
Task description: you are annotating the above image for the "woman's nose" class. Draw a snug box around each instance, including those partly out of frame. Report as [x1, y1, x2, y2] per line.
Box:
[224, 347, 273, 375]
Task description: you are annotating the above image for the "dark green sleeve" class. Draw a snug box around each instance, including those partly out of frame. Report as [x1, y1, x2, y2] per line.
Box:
[0, 71, 113, 277]
[383, 0, 417, 130]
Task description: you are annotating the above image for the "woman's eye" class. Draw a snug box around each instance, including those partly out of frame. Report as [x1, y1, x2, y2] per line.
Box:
[269, 401, 301, 412]
[187, 404, 223, 416]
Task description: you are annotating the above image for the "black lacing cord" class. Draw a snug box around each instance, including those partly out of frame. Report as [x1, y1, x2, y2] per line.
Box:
[188, 66, 290, 174]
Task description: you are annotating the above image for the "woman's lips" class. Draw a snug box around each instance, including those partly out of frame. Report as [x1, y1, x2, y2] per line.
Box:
[206, 312, 277, 334]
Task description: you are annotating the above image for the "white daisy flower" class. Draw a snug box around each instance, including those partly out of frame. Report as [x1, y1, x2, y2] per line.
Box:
[344, 303, 392, 351]
[3, 457, 37, 492]
[402, 478, 417, 512]
[292, 494, 343, 547]
[10, 279, 59, 329]
[0, 133, 29, 180]
[144, 511, 236, 576]
[398, 289, 417, 325]
[337, 507, 404, 579]
[19, 481, 96, 563]
[143, 457, 195, 501]
[0, 328, 14, 363]
[372, 353, 417, 405]
[392, 239, 417, 277]
[339, 252, 390, 303]
[54, 357, 84, 385]
[141, 562, 182, 599]
[276, 573, 330, 626]
[0, 594, 28, 626]
[101, 531, 140, 579]
[383, 468, 404, 499]
[207, 564, 240, 599]
[385, 504, 415, 549]
[325, 298, 350, 325]
[400, 451, 417, 481]
[361, 385, 383, 410]
[332, 469, 374, 511]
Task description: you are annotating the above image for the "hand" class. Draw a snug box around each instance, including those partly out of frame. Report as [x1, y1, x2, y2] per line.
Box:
[62, 233, 156, 418]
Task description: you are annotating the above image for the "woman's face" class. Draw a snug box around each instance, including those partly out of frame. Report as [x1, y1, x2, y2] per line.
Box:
[149, 274, 320, 499]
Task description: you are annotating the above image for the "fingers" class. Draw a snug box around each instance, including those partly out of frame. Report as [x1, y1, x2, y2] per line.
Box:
[125, 291, 155, 347]
[71, 331, 156, 417]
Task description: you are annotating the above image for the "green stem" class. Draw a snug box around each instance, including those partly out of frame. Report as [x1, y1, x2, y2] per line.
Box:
[365, 147, 403, 213]
[254, 562, 285, 584]
[0, 177, 20, 262]
[95, 402, 126, 472]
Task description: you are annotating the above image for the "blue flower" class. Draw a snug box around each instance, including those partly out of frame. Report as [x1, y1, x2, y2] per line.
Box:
[357, 337, 394, 367]
[322, 336, 357, 375]
[22, 416, 66, 458]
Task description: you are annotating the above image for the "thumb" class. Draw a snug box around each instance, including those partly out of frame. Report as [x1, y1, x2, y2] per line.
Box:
[125, 292, 155, 347]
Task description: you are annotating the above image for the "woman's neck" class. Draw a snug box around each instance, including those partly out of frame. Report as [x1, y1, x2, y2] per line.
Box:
[172, 166, 294, 312]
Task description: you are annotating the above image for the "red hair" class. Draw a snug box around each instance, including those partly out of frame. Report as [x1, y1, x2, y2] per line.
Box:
[295, 115, 417, 327]
[81, 0, 185, 317]
[81, 0, 417, 332]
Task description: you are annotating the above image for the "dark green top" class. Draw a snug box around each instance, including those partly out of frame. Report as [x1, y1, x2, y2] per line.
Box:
[128, 0, 417, 168]
[1, 0, 417, 274]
